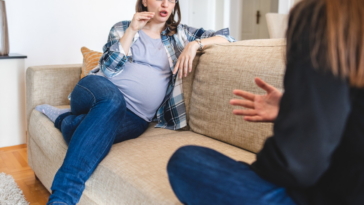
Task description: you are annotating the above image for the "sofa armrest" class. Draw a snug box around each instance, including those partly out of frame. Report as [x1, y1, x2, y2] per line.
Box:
[26, 64, 81, 129]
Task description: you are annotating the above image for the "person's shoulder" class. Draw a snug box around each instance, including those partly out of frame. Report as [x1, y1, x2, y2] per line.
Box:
[177, 23, 192, 30]
[177, 23, 185, 28]
[175, 24, 199, 34]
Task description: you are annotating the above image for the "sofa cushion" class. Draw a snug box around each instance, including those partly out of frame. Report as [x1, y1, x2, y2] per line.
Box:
[80, 47, 103, 79]
[28, 107, 179, 161]
[188, 39, 286, 153]
[28, 108, 256, 205]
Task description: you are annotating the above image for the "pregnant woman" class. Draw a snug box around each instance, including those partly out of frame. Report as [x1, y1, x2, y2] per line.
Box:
[35, 0, 235, 204]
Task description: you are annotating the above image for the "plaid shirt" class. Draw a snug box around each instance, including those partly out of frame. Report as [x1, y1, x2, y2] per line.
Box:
[90, 21, 235, 130]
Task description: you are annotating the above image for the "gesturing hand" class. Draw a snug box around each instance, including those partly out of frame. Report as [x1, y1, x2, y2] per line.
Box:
[173, 41, 199, 79]
[230, 77, 283, 122]
[129, 12, 155, 32]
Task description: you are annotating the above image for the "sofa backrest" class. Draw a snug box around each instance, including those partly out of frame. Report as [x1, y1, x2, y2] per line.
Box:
[186, 39, 286, 153]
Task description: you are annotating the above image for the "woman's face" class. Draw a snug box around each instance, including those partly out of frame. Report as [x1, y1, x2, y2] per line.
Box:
[142, 0, 176, 23]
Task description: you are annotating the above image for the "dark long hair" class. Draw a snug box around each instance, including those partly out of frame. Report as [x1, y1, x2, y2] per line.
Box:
[135, 0, 181, 36]
[287, 0, 364, 88]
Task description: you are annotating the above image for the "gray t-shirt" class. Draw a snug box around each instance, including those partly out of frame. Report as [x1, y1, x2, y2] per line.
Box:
[95, 30, 171, 122]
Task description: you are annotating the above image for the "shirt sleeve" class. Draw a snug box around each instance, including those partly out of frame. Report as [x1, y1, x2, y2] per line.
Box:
[99, 21, 133, 78]
[179, 24, 236, 43]
[250, 18, 352, 188]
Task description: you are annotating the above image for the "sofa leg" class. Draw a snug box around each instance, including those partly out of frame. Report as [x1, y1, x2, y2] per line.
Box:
[35, 174, 39, 181]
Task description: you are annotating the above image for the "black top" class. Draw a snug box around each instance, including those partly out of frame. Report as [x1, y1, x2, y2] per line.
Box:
[250, 8, 364, 205]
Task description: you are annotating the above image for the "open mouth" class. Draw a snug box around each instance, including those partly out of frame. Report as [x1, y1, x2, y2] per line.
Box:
[160, 11, 168, 17]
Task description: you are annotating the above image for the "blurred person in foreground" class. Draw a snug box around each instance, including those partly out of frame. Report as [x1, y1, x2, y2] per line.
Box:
[167, 0, 364, 204]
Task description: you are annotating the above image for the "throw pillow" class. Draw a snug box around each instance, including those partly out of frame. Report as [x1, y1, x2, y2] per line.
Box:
[80, 47, 103, 78]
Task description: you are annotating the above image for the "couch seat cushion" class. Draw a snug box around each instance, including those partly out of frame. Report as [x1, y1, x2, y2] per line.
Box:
[28, 108, 256, 205]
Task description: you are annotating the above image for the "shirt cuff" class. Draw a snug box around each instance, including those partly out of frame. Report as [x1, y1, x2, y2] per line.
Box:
[212, 28, 236, 42]
[214, 34, 236, 43]
[109, 40, 131, 56]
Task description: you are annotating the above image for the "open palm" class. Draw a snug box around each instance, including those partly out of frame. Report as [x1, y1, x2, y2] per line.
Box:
[230, 77, 282, 122]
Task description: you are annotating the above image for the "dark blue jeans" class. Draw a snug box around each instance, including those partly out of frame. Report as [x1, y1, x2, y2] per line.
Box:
[167, 146, 297, 205]
[47, 75, 149, 205]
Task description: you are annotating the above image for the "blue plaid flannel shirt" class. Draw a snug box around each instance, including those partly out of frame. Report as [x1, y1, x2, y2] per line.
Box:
[87, 21, 235, 130]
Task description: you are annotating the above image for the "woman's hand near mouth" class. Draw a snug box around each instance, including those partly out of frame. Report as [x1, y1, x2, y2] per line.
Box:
[119, 12, 154, 56]
[130, 12, 155, 32]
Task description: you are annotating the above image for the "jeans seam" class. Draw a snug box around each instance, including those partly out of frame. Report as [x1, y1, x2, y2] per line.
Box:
[75, 84, 97, 107]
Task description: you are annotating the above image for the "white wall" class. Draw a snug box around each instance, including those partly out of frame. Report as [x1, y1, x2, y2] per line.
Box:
[7, 0, 138, 69]
[186, 0, 217, 31]
[179, 0, 227, 31]
[229, 0, 243, 40]
[215, 0, 225, 31]
[178, 0, 189, 25]
[7, 0, 297, 69]
[278, 0, 300, 14]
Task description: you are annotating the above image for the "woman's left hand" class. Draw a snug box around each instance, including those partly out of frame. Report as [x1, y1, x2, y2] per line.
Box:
[230, 77, 282, 123]
[173, 41, 199, 79]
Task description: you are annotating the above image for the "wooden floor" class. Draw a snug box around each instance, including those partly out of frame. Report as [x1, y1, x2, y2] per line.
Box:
[0, 144, 50, 205]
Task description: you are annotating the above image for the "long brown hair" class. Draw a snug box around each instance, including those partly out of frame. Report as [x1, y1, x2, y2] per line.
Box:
[135, 0, 181, 36]
[287, 0, 364, 88]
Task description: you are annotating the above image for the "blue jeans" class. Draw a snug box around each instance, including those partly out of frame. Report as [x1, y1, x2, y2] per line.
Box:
[167, 146, 297, 205]
[47, 75, 149, 205]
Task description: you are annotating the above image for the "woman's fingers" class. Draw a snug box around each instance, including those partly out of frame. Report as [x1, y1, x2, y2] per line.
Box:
[233, 89, 255, 101]
[173, 59, 180, 74]
[137, 14, 153, 20]
[244, 116, 264, 122]
[255, 77, 275, 93]
[179, 57, 185, 78]
[232, 109, 257, 116]
[184, 57, 189, 77]
[141, 13, 154, 18]
[139, 12, 155, 17]
[141, 12, 155, 15]
[174, 54, 195, 78]
[137, 16, 152, 20]
[181, 57, 188, 78]
[230, 99, 254, 109]
[136, 13, 154, 20]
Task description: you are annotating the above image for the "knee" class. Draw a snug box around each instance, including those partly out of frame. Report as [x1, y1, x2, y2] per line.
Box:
[60, 116, 74, 145]
[167, 146, 203, 175]
[77, 76, 126, 109]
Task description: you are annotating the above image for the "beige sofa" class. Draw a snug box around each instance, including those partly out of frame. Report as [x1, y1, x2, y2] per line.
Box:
[26, 39, 286, 205]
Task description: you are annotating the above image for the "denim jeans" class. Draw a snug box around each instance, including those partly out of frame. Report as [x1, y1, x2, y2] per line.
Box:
[47, 75, 149, 205]
[167, 145, 297, 205]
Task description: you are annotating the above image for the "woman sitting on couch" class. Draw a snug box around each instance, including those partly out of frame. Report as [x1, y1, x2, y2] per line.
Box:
[167, 0, 364, 204]
[35, 0, 235, 204]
